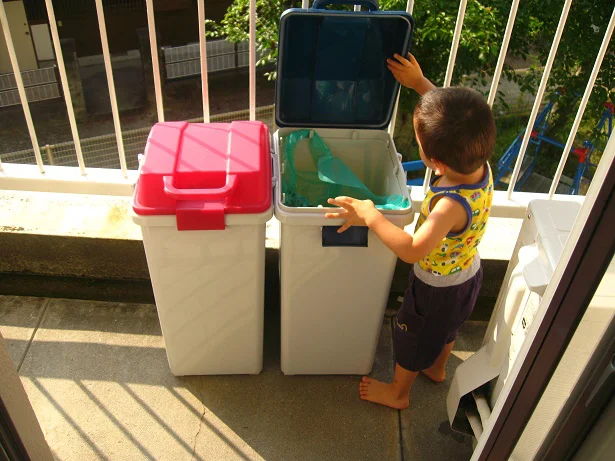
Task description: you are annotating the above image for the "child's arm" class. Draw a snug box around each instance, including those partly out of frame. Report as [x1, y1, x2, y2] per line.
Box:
[387, 53, 436, 96]
[326, 197, 467, 264]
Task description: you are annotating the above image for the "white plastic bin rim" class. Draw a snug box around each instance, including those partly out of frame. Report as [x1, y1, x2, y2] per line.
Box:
[132, 205, 273, 228]
[527, 200, 581, 273]
[273, 127, 414, 228]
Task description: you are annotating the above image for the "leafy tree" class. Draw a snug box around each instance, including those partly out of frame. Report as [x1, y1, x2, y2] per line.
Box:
[212, 0, 510, 91]
[511, 0, 614, 166]
[212, 0, 614, 167]
[209, 1, 302, 80]
[514, 0, 614, 114]
[213, 1, 511, 116]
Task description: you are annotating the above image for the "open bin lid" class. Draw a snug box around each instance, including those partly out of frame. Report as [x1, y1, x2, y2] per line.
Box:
[275, 0, 414, 130]
[133, 121, 271, 231]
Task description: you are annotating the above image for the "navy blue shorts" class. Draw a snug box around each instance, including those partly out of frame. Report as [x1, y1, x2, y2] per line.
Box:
[393, 266, 483, 372]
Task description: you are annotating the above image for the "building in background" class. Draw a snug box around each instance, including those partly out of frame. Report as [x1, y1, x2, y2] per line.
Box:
[19, 0, 232, 58]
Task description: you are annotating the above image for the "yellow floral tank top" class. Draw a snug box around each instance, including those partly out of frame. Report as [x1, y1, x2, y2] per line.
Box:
[416, 164, 493, 276]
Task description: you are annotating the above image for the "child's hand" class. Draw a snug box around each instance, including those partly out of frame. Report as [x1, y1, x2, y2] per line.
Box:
[386, 53, 435, 95]
[325, 197, 380, 233]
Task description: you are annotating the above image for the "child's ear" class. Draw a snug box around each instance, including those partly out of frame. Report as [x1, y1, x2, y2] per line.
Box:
[432, 160, 446, 176]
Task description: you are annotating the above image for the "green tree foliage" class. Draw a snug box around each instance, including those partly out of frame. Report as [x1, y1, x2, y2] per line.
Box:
[213, 0, 613, 164]
[512, 0, 614, 145]
[209, 1, 302, 80]
[380, 0, 514, 114]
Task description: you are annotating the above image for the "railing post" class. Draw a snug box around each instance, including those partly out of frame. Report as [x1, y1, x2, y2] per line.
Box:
[249, 0, 257, 121]
[45, 0, 86, 175]
[197, 0, 211, 123]
[388, 0, 415, 138]
[0, 1, 45, 174]
[507, 0, 573, 199]
[424, 0, 468, 192]
[145, 0, 165, 122]
[94, 0, 128, 178]
[45, 144, 54, 166]
[443, 0, 468, 88]
[487, 0, 520, 108]
[549, 7, 615, 198]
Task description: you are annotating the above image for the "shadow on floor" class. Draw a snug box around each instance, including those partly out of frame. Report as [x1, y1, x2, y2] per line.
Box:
[10, 264, 401, 460]
[5, 263, 486, 460]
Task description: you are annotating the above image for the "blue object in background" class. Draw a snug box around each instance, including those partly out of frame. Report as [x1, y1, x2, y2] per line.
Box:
[402, 160, 426, 186]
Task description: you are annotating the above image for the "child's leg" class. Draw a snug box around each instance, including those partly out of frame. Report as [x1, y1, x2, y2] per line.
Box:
[422, 340, 455, 383]
[359, 363, 417, 410]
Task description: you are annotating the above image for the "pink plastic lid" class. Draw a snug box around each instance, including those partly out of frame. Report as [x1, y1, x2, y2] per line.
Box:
[133, 121, 271, 231]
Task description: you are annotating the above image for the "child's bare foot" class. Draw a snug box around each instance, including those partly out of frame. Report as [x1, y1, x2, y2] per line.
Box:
[421, 368, 446, 383]
[359, 376, 410, 409]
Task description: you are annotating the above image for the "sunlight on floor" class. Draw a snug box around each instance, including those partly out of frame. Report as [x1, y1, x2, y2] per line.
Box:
[3, 296, 486, 460]
[21, 375, 264, 461]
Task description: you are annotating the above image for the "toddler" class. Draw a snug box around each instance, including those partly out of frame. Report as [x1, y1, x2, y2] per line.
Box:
[326, 53, 495, 409]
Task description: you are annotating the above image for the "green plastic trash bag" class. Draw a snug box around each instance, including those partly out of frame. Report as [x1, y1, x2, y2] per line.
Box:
[281, 130, 409, 210]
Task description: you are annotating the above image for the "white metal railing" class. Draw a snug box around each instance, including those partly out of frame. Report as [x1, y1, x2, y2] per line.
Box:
[45, 0, 86, 175]
[145, 0, 164, 122]
[0, 0, 44, 173]
[487, 0, 520, 108]
[5, 105, 276, 170]
[0, 0, 613, 209]
[197, 0, 211, 123]
[422, 0, 467, 191]
[549, 7, 615, 198]
[94, 0, 127, 178]
[249, 0, 256, 122]
[505, 0, 572, 199]
[388, 0, 414, 137]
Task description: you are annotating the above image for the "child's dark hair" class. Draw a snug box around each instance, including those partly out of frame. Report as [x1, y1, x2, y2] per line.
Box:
[414, 87, 496, 175]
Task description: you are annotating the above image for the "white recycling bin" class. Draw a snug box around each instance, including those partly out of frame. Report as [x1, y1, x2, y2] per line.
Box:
[132, 121, 273, 376]
[446, 199, 581, 437]
[274, 2, 416, 375]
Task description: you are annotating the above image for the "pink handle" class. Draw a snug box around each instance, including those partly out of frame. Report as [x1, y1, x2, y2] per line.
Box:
[163, 174, 237, 200]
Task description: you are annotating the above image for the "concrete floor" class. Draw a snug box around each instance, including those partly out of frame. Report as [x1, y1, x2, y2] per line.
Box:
[1, 295, 486, 461]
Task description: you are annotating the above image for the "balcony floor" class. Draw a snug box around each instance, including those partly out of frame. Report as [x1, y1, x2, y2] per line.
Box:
[1, 295, 485, 461]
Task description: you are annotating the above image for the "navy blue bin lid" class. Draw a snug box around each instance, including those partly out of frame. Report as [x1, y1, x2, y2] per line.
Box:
[275, 2, 414, 130]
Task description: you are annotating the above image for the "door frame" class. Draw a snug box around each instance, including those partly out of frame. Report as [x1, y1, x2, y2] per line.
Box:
[541, 317, 615, 460]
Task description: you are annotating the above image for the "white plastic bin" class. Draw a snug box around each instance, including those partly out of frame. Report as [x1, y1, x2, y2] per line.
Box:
[446, 199, 581, 436]
[132, 121, 273, 376]
[274, 128, 414, 375]
[273, 3, 416, 375]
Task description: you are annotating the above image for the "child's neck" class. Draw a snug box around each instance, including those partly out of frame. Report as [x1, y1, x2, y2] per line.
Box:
[438, 164, 485, 187]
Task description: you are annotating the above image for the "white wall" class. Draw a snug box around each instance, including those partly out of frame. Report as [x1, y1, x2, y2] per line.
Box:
[31, 23, 54, 62]
[0, 0, 38, 74]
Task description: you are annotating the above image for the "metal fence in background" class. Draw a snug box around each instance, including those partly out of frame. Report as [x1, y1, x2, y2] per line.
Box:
[163, 39, 262, 80]
[0, 67, 61, 108]
[1, 105, 276, 170]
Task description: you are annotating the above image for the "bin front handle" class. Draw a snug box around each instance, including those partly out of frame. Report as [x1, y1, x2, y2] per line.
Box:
[312, 0, 379, 11]
[163, 174, 237, 201]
